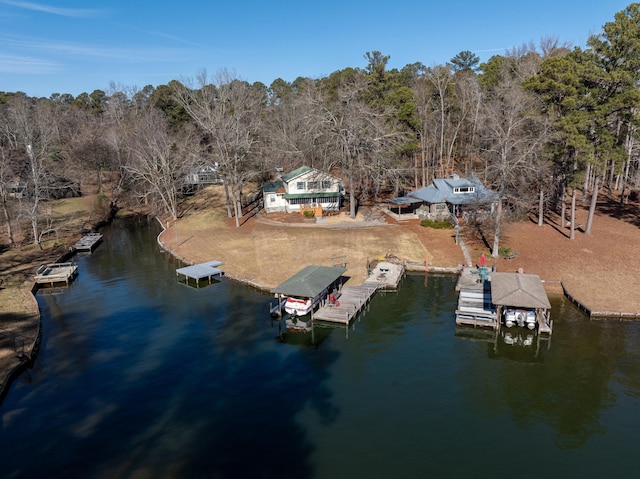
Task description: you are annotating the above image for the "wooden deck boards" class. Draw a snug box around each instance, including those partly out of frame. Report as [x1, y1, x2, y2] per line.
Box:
[314, 285, 377, 324]
[363, 262, 404, 290]
[34, 262, 78, 285]
[74, 233, 103, 252]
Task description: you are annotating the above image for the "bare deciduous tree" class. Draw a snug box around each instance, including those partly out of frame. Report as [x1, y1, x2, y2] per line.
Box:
[479, 69, 550, 256]
[123, 106, 198, 220]
[315, 73, 402, 217]
[3, 96, 62, 247]
[174, 70, 265, 227]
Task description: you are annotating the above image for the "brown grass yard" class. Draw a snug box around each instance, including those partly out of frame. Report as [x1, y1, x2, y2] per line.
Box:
[162, 185, 640, 315]
[1, 183, 639, 398]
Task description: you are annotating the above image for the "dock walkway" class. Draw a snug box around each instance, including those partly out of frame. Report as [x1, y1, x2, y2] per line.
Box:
[455, 287, 498, 329]
[314, 284, 378, 325]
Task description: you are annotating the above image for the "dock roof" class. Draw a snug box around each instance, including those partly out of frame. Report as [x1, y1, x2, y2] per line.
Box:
[271, 265, 346, 298]
[176, 260, 223, 280]
[490, 272, 551, 310]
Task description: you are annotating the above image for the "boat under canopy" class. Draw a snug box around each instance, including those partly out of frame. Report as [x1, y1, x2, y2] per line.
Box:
[271, 265, 347, 323]
[271, 265, 346, 299]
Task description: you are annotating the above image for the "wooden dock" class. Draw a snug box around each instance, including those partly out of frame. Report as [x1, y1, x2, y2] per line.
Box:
[34, 262, 78, 286]
[74, 233, 103, 252]
[363, 261, 404, 291]
[313, 285, 378, 325]
[455, 288, 499, 329]
[537, 314, 553, 335]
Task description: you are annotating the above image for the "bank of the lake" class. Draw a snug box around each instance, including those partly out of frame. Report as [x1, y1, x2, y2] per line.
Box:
[2, 217, 640, 479]
[2, 189, 640, 402]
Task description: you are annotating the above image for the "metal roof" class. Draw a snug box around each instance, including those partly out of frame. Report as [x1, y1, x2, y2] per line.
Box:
[271, 265, 346, 298]
[490, 272, 551, 310]
[176, 260, 224, 280]
[387, 196, 422, 205]
[431, 176, 497, 205]
[282, 165, 313, 182]
[408, 186, 448, 203]
[390, 175, 497, 207]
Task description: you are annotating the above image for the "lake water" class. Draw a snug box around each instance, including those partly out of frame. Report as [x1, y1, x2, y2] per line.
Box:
[1, 217, 639, 478]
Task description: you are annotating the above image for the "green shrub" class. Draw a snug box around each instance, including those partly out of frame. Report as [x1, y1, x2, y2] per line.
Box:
[303, 210, 315, 218]
[498, 246, 515, 257]
[420, 219, 453, 229]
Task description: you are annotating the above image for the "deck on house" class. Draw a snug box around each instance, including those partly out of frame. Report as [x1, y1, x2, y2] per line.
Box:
[74, 233, 103, 252]
[34, 262, 79, 286]
[313, 284, 378, 325]
[176, 260, 223, 286]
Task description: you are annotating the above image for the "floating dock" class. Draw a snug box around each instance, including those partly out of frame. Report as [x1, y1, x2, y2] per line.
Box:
[34, 262, 78, 286]
[363, 261, 404, 290]
[176, 260, 223, 287]
[74, 233, 103, 252]
[313, 284, 378, 325]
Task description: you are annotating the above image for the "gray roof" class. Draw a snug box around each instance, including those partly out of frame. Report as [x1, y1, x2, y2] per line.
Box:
[490, 272, 551, 310]
[271, 265, 346, 298]
[391, 174, 497, 207]
[176, 260, 224, 280]
[388, 196, 422, 206]
[408, 186, 448, 203]
[431, 176, 497, 205]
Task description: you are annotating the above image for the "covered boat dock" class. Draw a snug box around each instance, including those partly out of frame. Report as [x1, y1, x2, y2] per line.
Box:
[490, 272, 553, 334]
[455, 269, 552, 335]
[176, 260, 224, 287]
[271, 265, 347, 332]
[271, 265, 346, 309]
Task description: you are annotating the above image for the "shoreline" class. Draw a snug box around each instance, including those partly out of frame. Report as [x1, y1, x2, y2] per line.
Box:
[2, 207, 638, 402]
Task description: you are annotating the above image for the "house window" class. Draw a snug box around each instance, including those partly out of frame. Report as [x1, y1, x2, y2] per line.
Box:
[296, 181, 305, 190]
[322, 180, 331, 189]
[307, 181, 319, 190]
[270, 195, 275, 203]
[453, 186, 475, 194]
[435, 203, 447, 210]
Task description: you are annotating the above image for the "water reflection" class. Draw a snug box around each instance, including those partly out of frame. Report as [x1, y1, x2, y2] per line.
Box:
[0, 219, 639, 478]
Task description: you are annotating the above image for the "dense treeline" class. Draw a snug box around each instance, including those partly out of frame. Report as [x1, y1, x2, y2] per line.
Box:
[1, 4, 639, 252]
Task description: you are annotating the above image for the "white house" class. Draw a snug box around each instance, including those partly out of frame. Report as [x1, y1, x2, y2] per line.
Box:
[263, 166, 343, 214]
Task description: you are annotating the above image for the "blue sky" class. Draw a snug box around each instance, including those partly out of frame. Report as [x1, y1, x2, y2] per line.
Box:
[0, 0, 633, 97]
